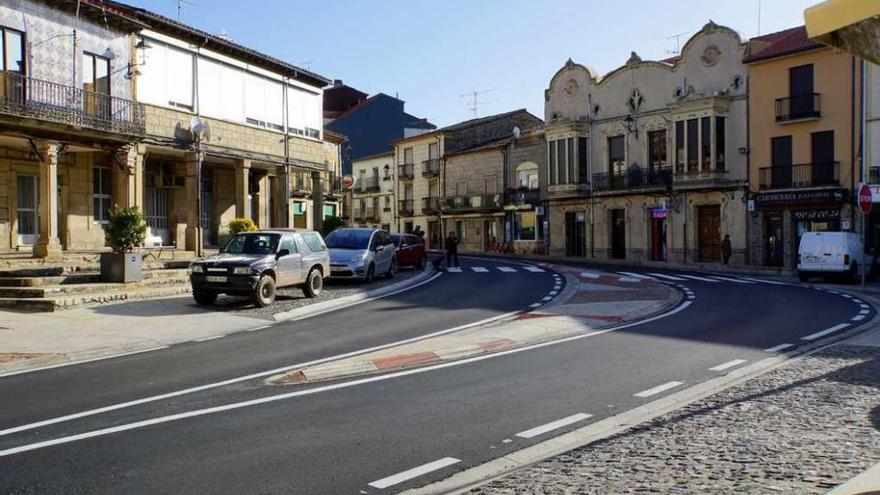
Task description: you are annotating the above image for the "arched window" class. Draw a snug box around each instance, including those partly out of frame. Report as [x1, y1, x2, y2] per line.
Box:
[516, 161, 539, 189]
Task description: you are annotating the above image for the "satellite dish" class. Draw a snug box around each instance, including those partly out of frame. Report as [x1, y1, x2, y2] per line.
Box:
[512, 126, 521, 139]
[190, 115, 205, 139]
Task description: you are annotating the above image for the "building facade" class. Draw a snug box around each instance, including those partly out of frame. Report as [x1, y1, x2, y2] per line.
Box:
[351, 151, 394, 231]
[545, 22, 749, 267]
[744, 26, 860, 272]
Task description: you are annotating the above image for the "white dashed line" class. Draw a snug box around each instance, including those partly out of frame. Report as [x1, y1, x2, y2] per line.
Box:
[471, 267, 489, 273]
[860, 304, 870, 309]
[841, 294, 854, 299]
[542, 296, 553, 301]
[514, 413, 592, 439]
[764, 343, 794, 353]
[524, 266, 545, 272]
[368, 457, 460, 489]
[194, 335, 224, 342]
[617, 272, 655, 280]
[677, 274, 721, 283]
[709, 359, 747, 371]
[501, 439, 512, 444]
[647, 272, 687, 281]
[446, 267, 462, 273]
[579, 271, 602, 279]
[852, 314, 867, 321]
[634, 381, 684, 398]
[802, 323, 849, 341]
[529, 303, 542, 308]
[852, 299, 864, 304]
[549, 291, 558, 296]
[859, 309, 870, 315]
[496, 266, 516, 272]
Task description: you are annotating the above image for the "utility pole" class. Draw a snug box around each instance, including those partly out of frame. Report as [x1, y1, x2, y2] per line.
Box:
[459, 88, 498, 118]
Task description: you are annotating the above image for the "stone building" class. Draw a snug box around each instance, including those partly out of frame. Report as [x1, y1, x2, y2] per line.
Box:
[351, 151, 394, 231]
[0, 0, 145, 260]
[392, 109, 542, 248]
[544, 22, 749, 267]
[744, 25, 860, 272]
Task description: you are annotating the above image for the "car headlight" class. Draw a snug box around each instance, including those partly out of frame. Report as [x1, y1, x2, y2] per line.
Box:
[233, 267, 253, 275]
[190, 264, 204, 273]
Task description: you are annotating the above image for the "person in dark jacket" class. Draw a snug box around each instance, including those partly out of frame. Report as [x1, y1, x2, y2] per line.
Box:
[445, 232, 459, 267]
[721, 234, 732, 265]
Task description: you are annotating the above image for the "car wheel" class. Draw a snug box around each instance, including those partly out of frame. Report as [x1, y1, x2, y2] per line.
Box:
[302, 268, 323, 298]
[364, 263, 375, 284]
[193, 289, 217, 305]
[416, 255, 426, 270]
[252, 275, 276, 307]
[385, 257, 397, 279]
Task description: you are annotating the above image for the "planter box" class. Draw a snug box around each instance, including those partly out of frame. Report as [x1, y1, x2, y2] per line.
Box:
[100, 253, 143, 283]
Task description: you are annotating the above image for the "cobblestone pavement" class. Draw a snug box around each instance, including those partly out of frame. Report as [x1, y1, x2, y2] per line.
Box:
[480, 345, 880, 494]
[217, 267, 422, 315]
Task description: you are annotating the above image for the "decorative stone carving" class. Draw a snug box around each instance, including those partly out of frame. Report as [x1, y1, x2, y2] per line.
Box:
[564, 78, 579, 97]
[627, 88, 644, 113]
[702, 44, 722, 66]
[626, 51, 642, 65]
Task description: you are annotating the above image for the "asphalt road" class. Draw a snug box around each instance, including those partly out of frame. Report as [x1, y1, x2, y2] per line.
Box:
[0, 261, 871, 494]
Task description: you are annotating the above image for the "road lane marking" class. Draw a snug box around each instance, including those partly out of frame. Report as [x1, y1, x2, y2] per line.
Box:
[524, 266, 545, 272]
[709, 359, 747, 371]
[368, 457, 460, 489]
[0, 346, 170, 379]
[514, 413, 592, 439]
[446, 267, 462, 272]
[677, 274, 721, 283]
[0, 302, 694, 456]
[496, 266, 516, 272]
[735, 276, 789, 285]
[647, 272, 687, 281]
[634, 381, 684, 398]
[706, 276, 755, 284]
[860, 304, 870, 309]
[194, 335, 225, 342]
[542, 297, 553, 301]
[549, 291, 558, 296]
[802, 323, 849, 341]
[859, 309, 870, 315]
[617, 272, 654, 280]
[617, 277, 642, 283]
[579, 271, 602, 279]
[247, 325, 271, 332]
[471, 267, 489, 273]
[852, 314, 867, 321]
[529, 303, 542, 308]
[764, 343, 794, 353]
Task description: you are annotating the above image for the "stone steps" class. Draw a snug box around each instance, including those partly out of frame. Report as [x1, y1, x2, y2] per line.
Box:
[0, 269, 190, 298]
[0, 284, 193, 312]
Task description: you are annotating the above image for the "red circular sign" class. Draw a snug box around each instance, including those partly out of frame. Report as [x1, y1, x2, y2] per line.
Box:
[341, 175, 354, 189]
[859, 183, 873, 214]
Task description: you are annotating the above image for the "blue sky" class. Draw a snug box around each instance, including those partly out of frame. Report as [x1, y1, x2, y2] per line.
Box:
[127, 0, 818, 127]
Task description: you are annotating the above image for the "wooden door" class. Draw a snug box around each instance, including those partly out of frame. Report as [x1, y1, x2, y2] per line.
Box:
[697, 205, 721, 262]
[771, 136, 793, 188]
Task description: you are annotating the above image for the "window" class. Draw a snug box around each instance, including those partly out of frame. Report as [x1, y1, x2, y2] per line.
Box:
[323, 204, 336, 218]
[608, 135, 625, 174]
[1, 27, 25, 74]
[556, 140, 567, 183]
[700, 116, 711, 171]
[92, 167, 111, 223]
[715, 117, 726, 172]
[514, 211, 536, 241]
[577, 137, 588, 182]
[516, 162, 539, 189]
[675, 121, 685, 174]
[548, 141, 557, 185]
[138, 40, 194, 110]
[484, 176, 497, 194]
[566, 138, 575, 183]
[83, 53, 110, 117]
[648, 130, 667, 168]
[428, 142, 439, 159]
[404, 147, 414, 164]
[302, 232, 326, 252]
[280, 234, 298, 254]
[456, 181, 467, 196]
[455, 220, 466, 240]
[686, 118, 699, 173]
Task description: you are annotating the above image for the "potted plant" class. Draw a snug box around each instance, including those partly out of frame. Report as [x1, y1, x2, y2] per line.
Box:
[227, 217, 258, 236]
[101, 205, 147, 283]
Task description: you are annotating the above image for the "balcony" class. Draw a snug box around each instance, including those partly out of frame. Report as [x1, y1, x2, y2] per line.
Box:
[421, 196, 440, 215]
[504, 188, 540, 207]
[422, 158, 441, 178]
[291, 174, 313, 197]
[593, 166, 672, 193]
[323, 175, 343, 198]
[364, 206, 379, 222]
[758, 162, 840, 189]
[444, 194, 503, 212]
[547, 182, 590, 199]
[398, 163, 414, 180]
[358, 175, 381, 193]
[775, 93, 821, 123]
[0, 72, 145, 137]
[352, 210, 365, 222]
[399, 199, 414, 216]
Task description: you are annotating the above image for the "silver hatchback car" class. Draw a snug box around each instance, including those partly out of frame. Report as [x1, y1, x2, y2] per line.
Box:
[325, 228, 396, 282]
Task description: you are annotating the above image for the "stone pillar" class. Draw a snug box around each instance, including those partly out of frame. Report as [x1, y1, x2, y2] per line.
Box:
[255, 173, 270, 228]
[184, 151, 201, 252]
[113, 144, 145, 210]
[311, 170, 323, 233]
[235, 159, 250, 219]
[280, 164, 291, 228]
[33, 142, 62, 260]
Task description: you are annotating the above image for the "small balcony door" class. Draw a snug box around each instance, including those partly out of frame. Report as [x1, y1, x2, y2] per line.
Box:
[811, 131, 835, 185]
[789, 64, 814, 118]
[771, 136, 792, 188]
[16, 174, 39, 245]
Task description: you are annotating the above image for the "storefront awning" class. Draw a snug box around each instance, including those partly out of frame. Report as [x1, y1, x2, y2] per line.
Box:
[804, 0, 880, 64]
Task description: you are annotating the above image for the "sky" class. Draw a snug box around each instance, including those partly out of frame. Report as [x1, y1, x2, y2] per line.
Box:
[126, 0, 819, 127]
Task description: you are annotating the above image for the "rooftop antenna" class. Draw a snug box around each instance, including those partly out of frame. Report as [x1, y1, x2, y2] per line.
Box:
[757, 0, 762, 36]
[459, 88, 498, 118]
[664, 32, 688, 56]
[299, 60, 314, 71]
[175, 0, 195, 22]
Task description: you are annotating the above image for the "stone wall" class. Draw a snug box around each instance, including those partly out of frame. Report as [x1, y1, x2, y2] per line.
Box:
[445, 148, 503, 197]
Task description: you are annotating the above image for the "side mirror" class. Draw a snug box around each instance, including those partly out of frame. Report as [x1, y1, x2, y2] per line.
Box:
[277, 249, 290, 258]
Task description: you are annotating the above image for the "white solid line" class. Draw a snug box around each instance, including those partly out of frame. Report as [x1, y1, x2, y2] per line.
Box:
[514, 413, 592, 439]
[802, 323, 850, 341]
[0, 346, 170, 379]
[194, 335, 225, 342]
[634, 381, 684, 398]
[852, 314, 867, 321]
[368, 457, 460, 489]
[529, 303, 542, 308]
[247, 325, 271, 332]
[617, 272, 654, 280]
[677, 274, 721, 283]
[735, 276, 789, 286]
[0, 302, 694, 456]
[446, 267, 462, 272]
[647, 272, 687, 281]
[471, 267, 489, 273]
[579, 271, 602, 279]
[524, 266, 545, 272]
[709, 359, 748, 371]
[764, 343, 794, 353]
[706, 276, 755, 284]
[496, 266, 516, 272]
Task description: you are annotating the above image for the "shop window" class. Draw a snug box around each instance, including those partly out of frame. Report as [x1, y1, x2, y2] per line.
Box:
[92, 167, 112, 223]
[514, 211, 536, 241]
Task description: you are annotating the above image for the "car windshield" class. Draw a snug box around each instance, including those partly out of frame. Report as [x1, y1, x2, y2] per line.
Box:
[222, 233, 280, 255]
[325, 229, 371, 250]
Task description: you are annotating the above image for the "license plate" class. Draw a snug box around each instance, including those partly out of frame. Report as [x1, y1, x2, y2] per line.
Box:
[206, 276, 227, 283]
[331, 269, 347, 274]
[804, 255, 820, 263]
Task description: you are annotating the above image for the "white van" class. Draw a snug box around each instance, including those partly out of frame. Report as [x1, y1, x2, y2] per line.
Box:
[797, 231, 865, 282]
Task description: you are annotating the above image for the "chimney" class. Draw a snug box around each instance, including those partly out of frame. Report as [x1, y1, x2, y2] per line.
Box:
[333, 79, 344, 87]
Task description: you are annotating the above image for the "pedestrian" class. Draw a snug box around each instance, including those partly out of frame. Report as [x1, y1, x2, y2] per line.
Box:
[721, 234, 732, 265]
[445, 232, 459, 267]
[413, 225, 424, 240]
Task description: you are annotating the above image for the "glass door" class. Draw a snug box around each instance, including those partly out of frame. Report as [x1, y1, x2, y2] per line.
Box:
[16, 174, 38, 245]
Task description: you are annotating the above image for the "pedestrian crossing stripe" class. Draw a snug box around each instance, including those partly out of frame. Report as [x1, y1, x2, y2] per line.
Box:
[677, 274, 721, 283]
[497, 266, 517, 272]
[447, 267, 462, 272]
[647, 272, 687, 281]
[617, 272, 654, 280]
[471, 267, 489, 272]
[524, 266, 545, 272]
[706, 275, 755, 284]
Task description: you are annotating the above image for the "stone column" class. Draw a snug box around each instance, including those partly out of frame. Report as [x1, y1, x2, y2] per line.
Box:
[184, 151, 201, 252]
[113, 144, 145, 210]
[254, 173, 269, 228]
[34, 142, 63, 260]
[235, 159, 250, 219]
[311, 170, 323, 233]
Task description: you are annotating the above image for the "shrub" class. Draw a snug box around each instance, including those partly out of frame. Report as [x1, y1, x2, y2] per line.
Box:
[228, 217, 258, 236]
[103, 205, 147, 253]
[321, 216, 345, 237]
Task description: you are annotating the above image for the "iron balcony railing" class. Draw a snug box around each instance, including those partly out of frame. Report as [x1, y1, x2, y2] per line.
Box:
[353, 209, 365, 221]
[292, 173, 312, 194]
[444, 194, 503, 211]
[364, 206, 378, 221]
[421, 196, 440, 214]
[870, 166, 880, 185]
[592, 166, 672, 192]
[0, 72, 145, 135]
[504, 187, 540, 206]
[399, 199, 414, 216]
[398, 163, 414, 180]
[775, 93, 821, 122]
[322, 175, 343, 196]
[422, 158, 441, 178]
[758, 162, 840, 189]
[359, 175, 381, 192]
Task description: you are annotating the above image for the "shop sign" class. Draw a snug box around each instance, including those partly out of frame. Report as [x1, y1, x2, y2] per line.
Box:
[858, 183, 873, 214]
[870, 184, 880, 203]
[535, 206, 545, 216]
[651, 208, 667, 219]
[792, 209, 840, 222]
[753, 189, 847, 207]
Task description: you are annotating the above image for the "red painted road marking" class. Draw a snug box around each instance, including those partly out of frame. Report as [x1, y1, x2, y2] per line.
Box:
[373, 352, 440, 369]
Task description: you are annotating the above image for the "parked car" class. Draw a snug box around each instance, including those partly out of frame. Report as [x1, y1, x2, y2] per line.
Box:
[326, 228, 396, 282]
[189, 229, 330, 307]
[798, 231, 865, 283]
[391, 233, 427, 269]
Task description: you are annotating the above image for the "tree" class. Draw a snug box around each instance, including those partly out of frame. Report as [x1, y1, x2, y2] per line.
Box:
[103, 205, 147, 253]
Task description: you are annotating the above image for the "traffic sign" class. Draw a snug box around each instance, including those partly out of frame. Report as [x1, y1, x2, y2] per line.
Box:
[341, 175, 354, 189]
[858, 183, 873, 214]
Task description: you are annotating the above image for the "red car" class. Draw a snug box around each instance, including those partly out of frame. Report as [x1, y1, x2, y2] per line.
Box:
[391, 233, 427, 269]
